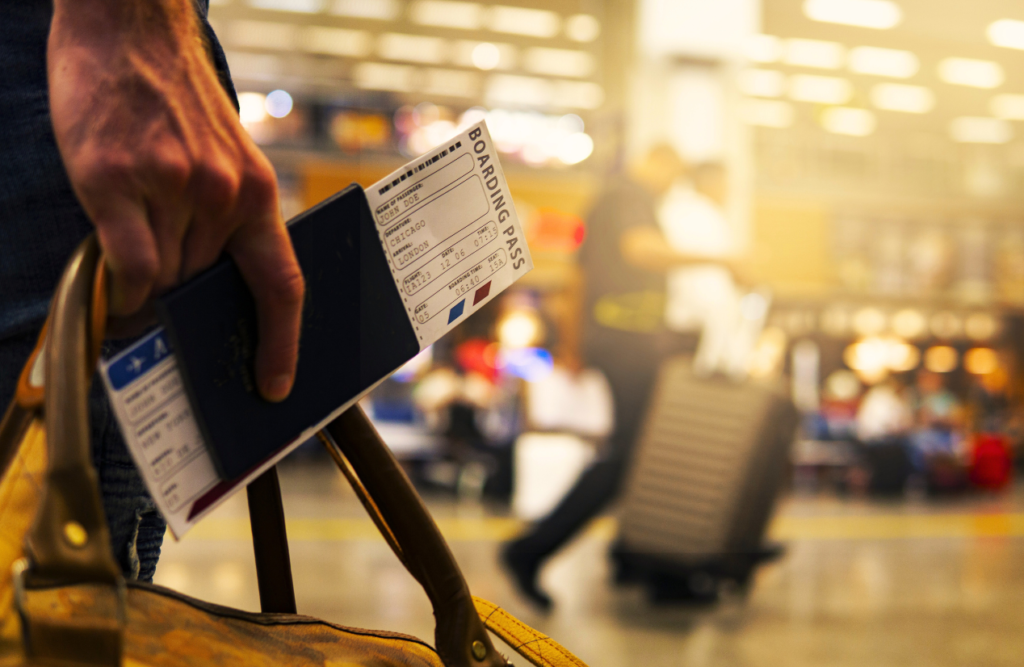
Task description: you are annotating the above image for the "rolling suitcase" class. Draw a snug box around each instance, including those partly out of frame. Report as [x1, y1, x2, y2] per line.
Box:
[612, 356, 798, 601]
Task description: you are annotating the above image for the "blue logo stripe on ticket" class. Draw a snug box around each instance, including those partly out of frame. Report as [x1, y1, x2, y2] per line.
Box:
[106, 330, 174, 391]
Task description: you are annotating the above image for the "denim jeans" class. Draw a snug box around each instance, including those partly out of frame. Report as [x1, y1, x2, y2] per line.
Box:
[0, 0, 235, 582]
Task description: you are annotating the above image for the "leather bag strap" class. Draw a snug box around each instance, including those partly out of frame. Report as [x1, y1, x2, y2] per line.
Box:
[25, 236, 121, 584]
[13, 236, 125, 667]
[320, 417, 590, 667]
[324, 408, 505, 667]
[473, 598, 587, 667]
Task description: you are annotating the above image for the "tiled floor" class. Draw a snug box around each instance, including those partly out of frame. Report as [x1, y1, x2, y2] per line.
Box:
[154, 461, 1024, 667]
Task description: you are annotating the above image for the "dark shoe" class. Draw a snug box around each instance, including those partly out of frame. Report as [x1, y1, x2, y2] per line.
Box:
[500, 541, 553, 612]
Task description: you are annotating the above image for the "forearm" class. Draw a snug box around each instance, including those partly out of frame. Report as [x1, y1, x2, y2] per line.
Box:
[50, 0, 200, 59]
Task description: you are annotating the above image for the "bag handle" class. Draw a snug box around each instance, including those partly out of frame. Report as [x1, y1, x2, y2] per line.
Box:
[323, 409, 506, 667]
[13, 236, 125, 667]
[25, 235, 121, 584]
[320, 417, 590, 667]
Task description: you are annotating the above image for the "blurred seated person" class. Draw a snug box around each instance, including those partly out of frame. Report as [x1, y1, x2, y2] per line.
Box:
[908, 370, 965, 464]
[501, 144, 748, 610]
[855, 377, 915, 495]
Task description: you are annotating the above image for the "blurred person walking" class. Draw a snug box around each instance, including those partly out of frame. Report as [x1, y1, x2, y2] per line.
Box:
[501, 145, 745, 609]
[1, 0, 303, 581]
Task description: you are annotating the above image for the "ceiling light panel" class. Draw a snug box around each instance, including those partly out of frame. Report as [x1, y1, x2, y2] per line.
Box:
[747, 35, 784, 64]
[565, 14, 601, 43]
[302, 26, 372, 57]
[377, 33, 448, 64]
[822, 107, 876, 136]
[949, 117, 1013, 144]
[988, 19, 1024, 50]
[330, 0, 400, 20]
[353, 62, 416, 92]
[871, 83, 935, 113]
[522, 48, 594, 78]
[789, 74, 853, 104]
[229, 20, 297, 50]
[248, 0, 324, 12]
[803, 0, 902, 29]
[421, 68, 481, 97]
[739, 99, 795, 128]
[453, 40, 517, 70]
[409, 1, 484, 30]
[487, 6, 561, 38]
[991, 94, 1024, 120]
[848, 46, 918, 78]
[739, 69, 787, 98]
[785, 39, 846, 70]
[939, 58, 1004, 89]
[223, 51, 285, 78]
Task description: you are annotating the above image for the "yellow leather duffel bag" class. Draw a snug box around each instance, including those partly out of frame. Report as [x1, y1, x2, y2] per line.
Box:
[0, 237, 587, 667]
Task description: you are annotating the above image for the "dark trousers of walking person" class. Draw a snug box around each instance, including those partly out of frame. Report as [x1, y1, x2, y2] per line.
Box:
[503, 329, 687, 609]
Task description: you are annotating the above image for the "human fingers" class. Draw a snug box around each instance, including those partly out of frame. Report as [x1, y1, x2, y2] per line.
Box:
[179, 157, 242, 280]
[91, 197, 160, 316]
[141, 145, 193, 292]
[226, 169, 304, 402]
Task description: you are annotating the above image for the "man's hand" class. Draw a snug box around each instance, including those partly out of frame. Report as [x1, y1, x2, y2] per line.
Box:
[48, 0, 304, 402]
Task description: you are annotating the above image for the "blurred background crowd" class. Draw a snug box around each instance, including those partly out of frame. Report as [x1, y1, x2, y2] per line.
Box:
[159, 1, 1024, 663]
[207, 0, 1024, 507]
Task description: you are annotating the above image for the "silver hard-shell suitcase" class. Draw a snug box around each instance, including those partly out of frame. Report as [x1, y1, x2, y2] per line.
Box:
[613, 356, 798, 600]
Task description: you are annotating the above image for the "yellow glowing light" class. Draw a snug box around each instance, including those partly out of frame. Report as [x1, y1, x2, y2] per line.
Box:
[924, 346, 958, 373]
[891, 309, 927, 339]
[565, 14, 600, 42]
[988, 19, 1024, 51]
[929, 311, 962, 339]
[871, 83, 934, 114]
[822, 107, 876, 136]
[557, 133, 594, 165]
[471, 42, 501, 70]
[825, 369, 862, 401]
[950, 117, 1012, 144]
[497, 310, 544, 348]
[938, 58, 1004, 89]
[964, 348, 999, 375]
[238, 92, 268, 124]
[848, 46, 918, 78]
[789, 74, 853, 104]
[747, 35, 784, 64]
[748, 327, 788, 380]
[803, 0, 902, 29]
[888, 342, 920, 372]
[853, 308, 887, 336]
[785, 39, 846, 70]
[844, 336, 918, 378]
[965, 313, 999, 341]
[409, 0, 484, 30]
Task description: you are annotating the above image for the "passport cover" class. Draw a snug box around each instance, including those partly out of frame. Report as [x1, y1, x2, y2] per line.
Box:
[156, 185, 420, 480]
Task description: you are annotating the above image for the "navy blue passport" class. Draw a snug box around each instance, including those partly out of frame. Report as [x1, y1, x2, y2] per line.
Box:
[156, 185, 420, 481]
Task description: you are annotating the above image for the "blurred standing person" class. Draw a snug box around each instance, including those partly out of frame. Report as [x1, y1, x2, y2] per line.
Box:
[1, 0, 303, 581]
[502, 145, 745, 609]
